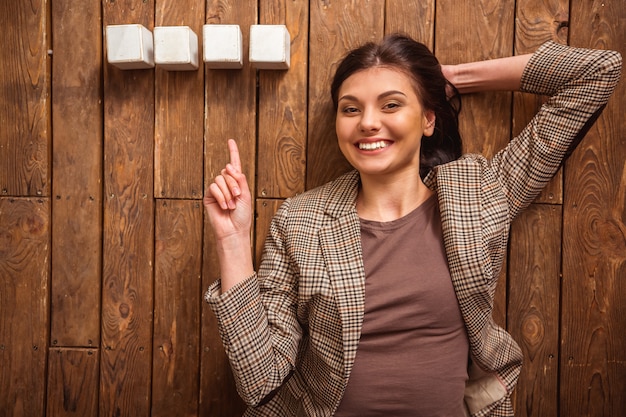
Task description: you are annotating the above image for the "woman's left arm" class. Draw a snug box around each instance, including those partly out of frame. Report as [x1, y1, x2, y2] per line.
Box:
[442, 53, 532, 94]
[445, 42, 621, 219]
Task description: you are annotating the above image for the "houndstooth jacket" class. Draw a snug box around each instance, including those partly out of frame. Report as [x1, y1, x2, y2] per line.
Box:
[206, 41, 621, 417]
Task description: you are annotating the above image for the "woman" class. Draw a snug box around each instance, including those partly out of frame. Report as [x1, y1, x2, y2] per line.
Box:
[203, 34, 621, 416]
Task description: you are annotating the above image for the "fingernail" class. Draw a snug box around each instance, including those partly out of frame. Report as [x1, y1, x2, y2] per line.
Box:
[232, 186, 241, 196]
[228, 199, 236, 210]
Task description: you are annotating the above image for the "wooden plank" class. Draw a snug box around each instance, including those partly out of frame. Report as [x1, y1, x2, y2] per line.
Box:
[0, 1, 50, 197]
[0, 197, 49, 417]
[154, 0, 205, 200]
[100, 1, 155, 416]
[201, 2, 257, 416]
[509, 3, 569, 415]
[257, 0, 309, 199]
[46, 348, 99, 417]
[152, 2, 204, 414]
[255, 198, 284, 267]
[434, 0, 514, 157]
[508, 204, 561, 417]
[152, 199, 203, 417]
[50, 0, 102, 348]
[513, 0, 569, 205]
[306, 0, 385, 190]
[561, 1, 626, 415]
[203, 4, 258, 194]
[385, 0, 435, 47]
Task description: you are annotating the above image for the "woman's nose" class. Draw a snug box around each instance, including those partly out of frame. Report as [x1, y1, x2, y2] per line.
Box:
[359, 108, 381, 133]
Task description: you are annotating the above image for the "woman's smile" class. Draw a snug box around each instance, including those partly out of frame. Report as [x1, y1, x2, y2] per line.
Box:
[357, 140, 391, 151]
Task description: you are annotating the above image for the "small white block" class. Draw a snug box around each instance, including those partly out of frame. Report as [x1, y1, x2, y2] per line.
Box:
[202, 25, 243, 69]
[249, 25, 290, 70]
[154, 26, 199, 71]
[106, 24, 154, 70]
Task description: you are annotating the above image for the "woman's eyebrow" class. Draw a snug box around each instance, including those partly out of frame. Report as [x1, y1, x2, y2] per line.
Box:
[338, 90, 407, 102]
[337, 94, 358, 102]
[378, 90, 407, 99]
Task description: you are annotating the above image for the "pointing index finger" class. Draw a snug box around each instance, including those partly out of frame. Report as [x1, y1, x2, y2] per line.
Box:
[227, 139, 242, 171]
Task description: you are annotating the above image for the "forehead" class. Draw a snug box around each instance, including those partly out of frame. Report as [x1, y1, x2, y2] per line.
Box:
[338, 66, 419, 98]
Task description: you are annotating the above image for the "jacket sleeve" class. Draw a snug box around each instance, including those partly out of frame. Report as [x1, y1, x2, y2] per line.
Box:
[205, 198, 302, 406]
[490, 41, 622, 220]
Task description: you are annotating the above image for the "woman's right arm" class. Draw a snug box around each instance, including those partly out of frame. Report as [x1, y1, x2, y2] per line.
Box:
[204, 139, 301, 406]
[204, 139, 255, 293]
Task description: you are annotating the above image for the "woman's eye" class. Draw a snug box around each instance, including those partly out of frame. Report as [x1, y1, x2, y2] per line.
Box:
[383, 102, 401, 110]
[342, 106, 359, 114]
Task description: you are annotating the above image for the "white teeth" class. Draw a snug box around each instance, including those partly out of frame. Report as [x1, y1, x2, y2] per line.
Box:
[358, 141, 388, 150]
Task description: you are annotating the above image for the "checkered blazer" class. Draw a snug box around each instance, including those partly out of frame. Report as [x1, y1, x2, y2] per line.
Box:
[206, 41, 621, 417]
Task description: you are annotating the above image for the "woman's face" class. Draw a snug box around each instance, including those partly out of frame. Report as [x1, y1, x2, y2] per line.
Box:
[335, 66, 435, 179]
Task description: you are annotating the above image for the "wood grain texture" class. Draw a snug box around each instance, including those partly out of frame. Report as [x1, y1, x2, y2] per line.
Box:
[306, 0, 385, 189]
[508, 204, 561, 417]
[562, 1, 626, 414]
[385, 0, 435, 47]
[201, 3, 257, 416]
[257, 0, 309, 198]
[203, 1, 258, 199]
[513, 0, 569, 205]
[152, 200, 203, 417]
[154, 0, 205, 200]
[435, 0, 515, 158]
[50, 0, 103, 348]
[0, 197, 49, 417]
[100, 1, 155, 416]
[46, 348, 99, 417]
[0, 1, 50, 197]
[509, 4, 570, 414]
[255, 198, 284, 267]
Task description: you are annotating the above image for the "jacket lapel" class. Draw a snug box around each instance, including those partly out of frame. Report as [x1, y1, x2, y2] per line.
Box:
[431, 160, 487, 309]
[318, 171, 366, 379]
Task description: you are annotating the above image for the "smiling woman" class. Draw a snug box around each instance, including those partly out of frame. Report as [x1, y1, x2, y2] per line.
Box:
[332, 41, 443, 222]
[203, 34, 621, 417]
[335, 68, 435, 190]
[331, 35, 463, 181]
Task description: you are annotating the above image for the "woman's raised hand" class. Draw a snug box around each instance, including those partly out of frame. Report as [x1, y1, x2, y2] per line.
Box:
[204, 139, 253, 242]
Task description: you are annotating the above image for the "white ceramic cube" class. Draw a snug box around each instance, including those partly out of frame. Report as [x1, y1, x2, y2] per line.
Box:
[153, 26, 199, 71]
[202, 25, 243, 69]
[106, 24, 154, 70]
[249, 25, 290, 70]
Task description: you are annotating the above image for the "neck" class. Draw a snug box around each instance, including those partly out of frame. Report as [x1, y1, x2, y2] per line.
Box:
[357, 172, 433, 222]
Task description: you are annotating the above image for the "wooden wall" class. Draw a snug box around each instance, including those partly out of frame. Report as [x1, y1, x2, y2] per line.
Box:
[0, 1, 624, 416]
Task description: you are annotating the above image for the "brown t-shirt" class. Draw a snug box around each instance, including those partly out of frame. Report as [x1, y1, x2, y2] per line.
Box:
[334, 195, 469, 417]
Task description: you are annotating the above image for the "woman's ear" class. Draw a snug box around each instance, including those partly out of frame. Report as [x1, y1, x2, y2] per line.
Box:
[423, 111, 436, 137]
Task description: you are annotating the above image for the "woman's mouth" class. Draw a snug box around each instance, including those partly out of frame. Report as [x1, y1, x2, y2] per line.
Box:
[358, 140, 389, 151]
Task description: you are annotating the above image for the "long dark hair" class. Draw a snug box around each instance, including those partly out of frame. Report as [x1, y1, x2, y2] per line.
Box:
[331, 34, 462, 178]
